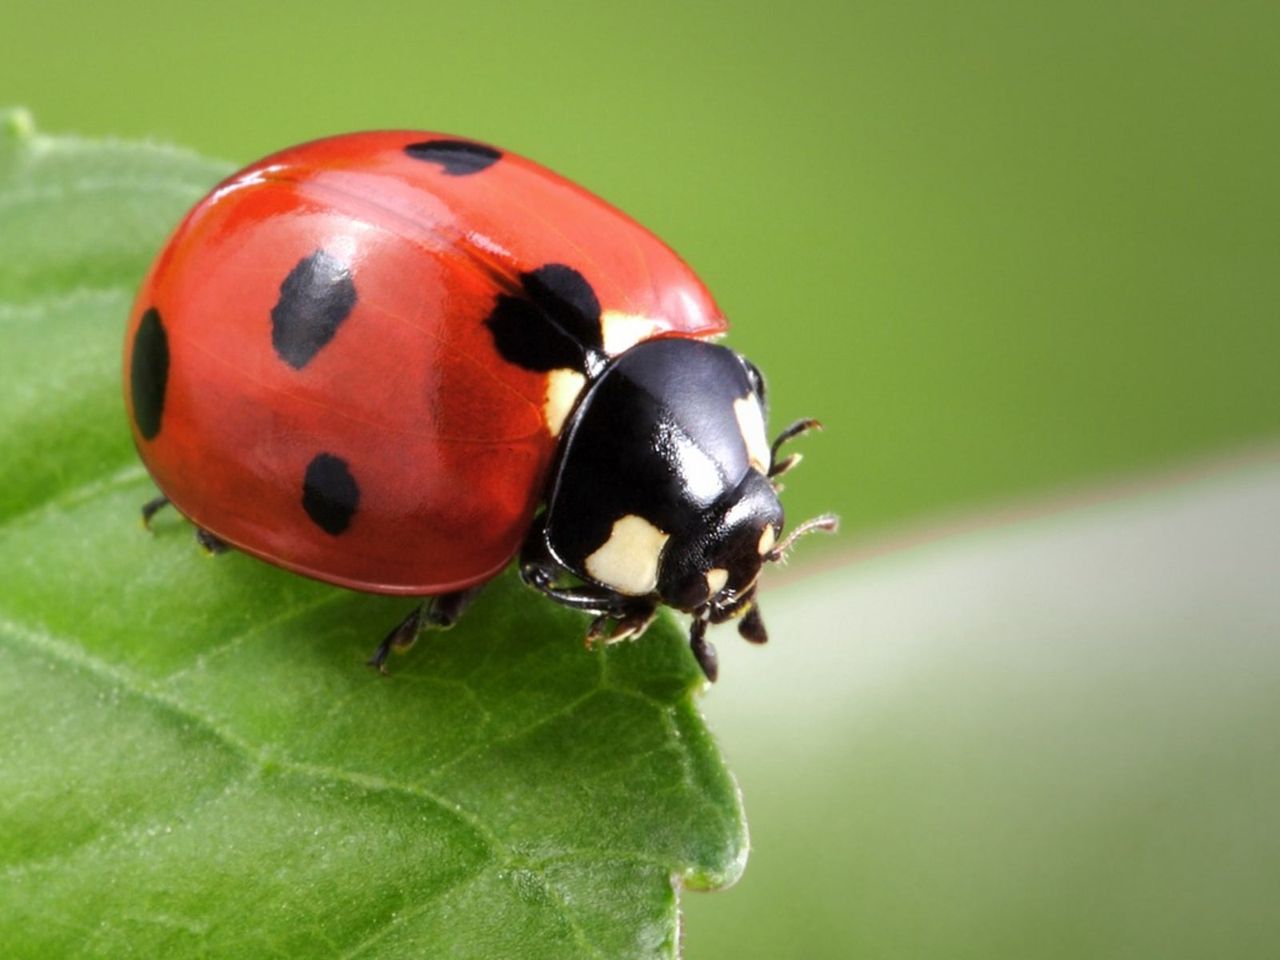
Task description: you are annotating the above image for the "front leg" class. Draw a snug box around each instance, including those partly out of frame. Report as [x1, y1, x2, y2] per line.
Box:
[520, 560, 635, 616]
[520, 517, 656, 643]
[688, 617, 718, 683]
[585, 603, 658, 647]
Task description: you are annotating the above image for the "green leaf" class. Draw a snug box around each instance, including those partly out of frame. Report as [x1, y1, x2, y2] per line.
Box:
[0, 111, 745, 958]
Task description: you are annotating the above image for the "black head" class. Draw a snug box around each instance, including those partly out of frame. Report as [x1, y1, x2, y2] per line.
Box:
[657, 468, 783, 618]
[529, 336, 836, 680]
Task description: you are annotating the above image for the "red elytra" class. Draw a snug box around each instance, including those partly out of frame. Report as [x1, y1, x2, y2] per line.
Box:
[124, 131, 727, 595]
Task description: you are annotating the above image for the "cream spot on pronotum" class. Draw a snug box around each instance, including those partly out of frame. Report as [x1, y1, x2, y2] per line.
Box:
[733, 395, 771, 474]
[758, 525, 777, 556]
[543, 368, 587, 436]
[600, 310, 663, 356]
[584, 514, 671, 596]
[705, 567, 729, 596]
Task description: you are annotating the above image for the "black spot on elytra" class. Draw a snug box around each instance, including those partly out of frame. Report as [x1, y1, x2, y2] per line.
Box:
[485, 264, 605, 374]
[130, 307, 169, 440]
[404, 139, 502, 175]
[271, 250, 357, 369]
[302, 453, 360, 535]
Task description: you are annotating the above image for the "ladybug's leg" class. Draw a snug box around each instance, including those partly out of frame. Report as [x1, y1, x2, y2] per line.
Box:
[519, 516, 656, 643]
[584, 602, 658, 648]
[140, 493, 233, 557]
[422, 587, 482, 629]
[707, 585, 769, 645]
[368, 604, 424, 674]
[769, 418, 822, 479]
[522, 549, 655, 642]
[142, 493, 233, 556]
[521, 564, 632, 615]
[194, 527, 231, 555]
[736, 604, 768, 644]
[140, 494, 170, 529]
[367, 587, 482, 675]
[519, 517, 613, 609]
[688, 617, 718, 683]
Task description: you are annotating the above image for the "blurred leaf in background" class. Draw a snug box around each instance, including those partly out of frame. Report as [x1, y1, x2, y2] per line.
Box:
[687, 456, 1280, 958]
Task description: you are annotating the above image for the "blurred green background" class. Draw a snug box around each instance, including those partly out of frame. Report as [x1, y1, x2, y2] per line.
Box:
[5, 0, 1278, 956]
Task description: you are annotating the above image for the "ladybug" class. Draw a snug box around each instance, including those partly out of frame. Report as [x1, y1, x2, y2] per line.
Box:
[124, 131, 835, 681]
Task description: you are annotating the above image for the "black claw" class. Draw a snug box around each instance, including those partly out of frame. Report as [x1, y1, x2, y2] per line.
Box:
[690, 619, 719, 682]
[367, 604, 425, 674]
[738, 605, 768, 644]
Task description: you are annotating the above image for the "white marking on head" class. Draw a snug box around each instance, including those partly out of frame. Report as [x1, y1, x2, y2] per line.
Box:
[734, 395, 771, 474]
[584, 514, 670, 596]
[705, 567, 729, 597]
[543, 368, 587, 437]
[758, 525, 777, 556]
[600, 311, 663, 356]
